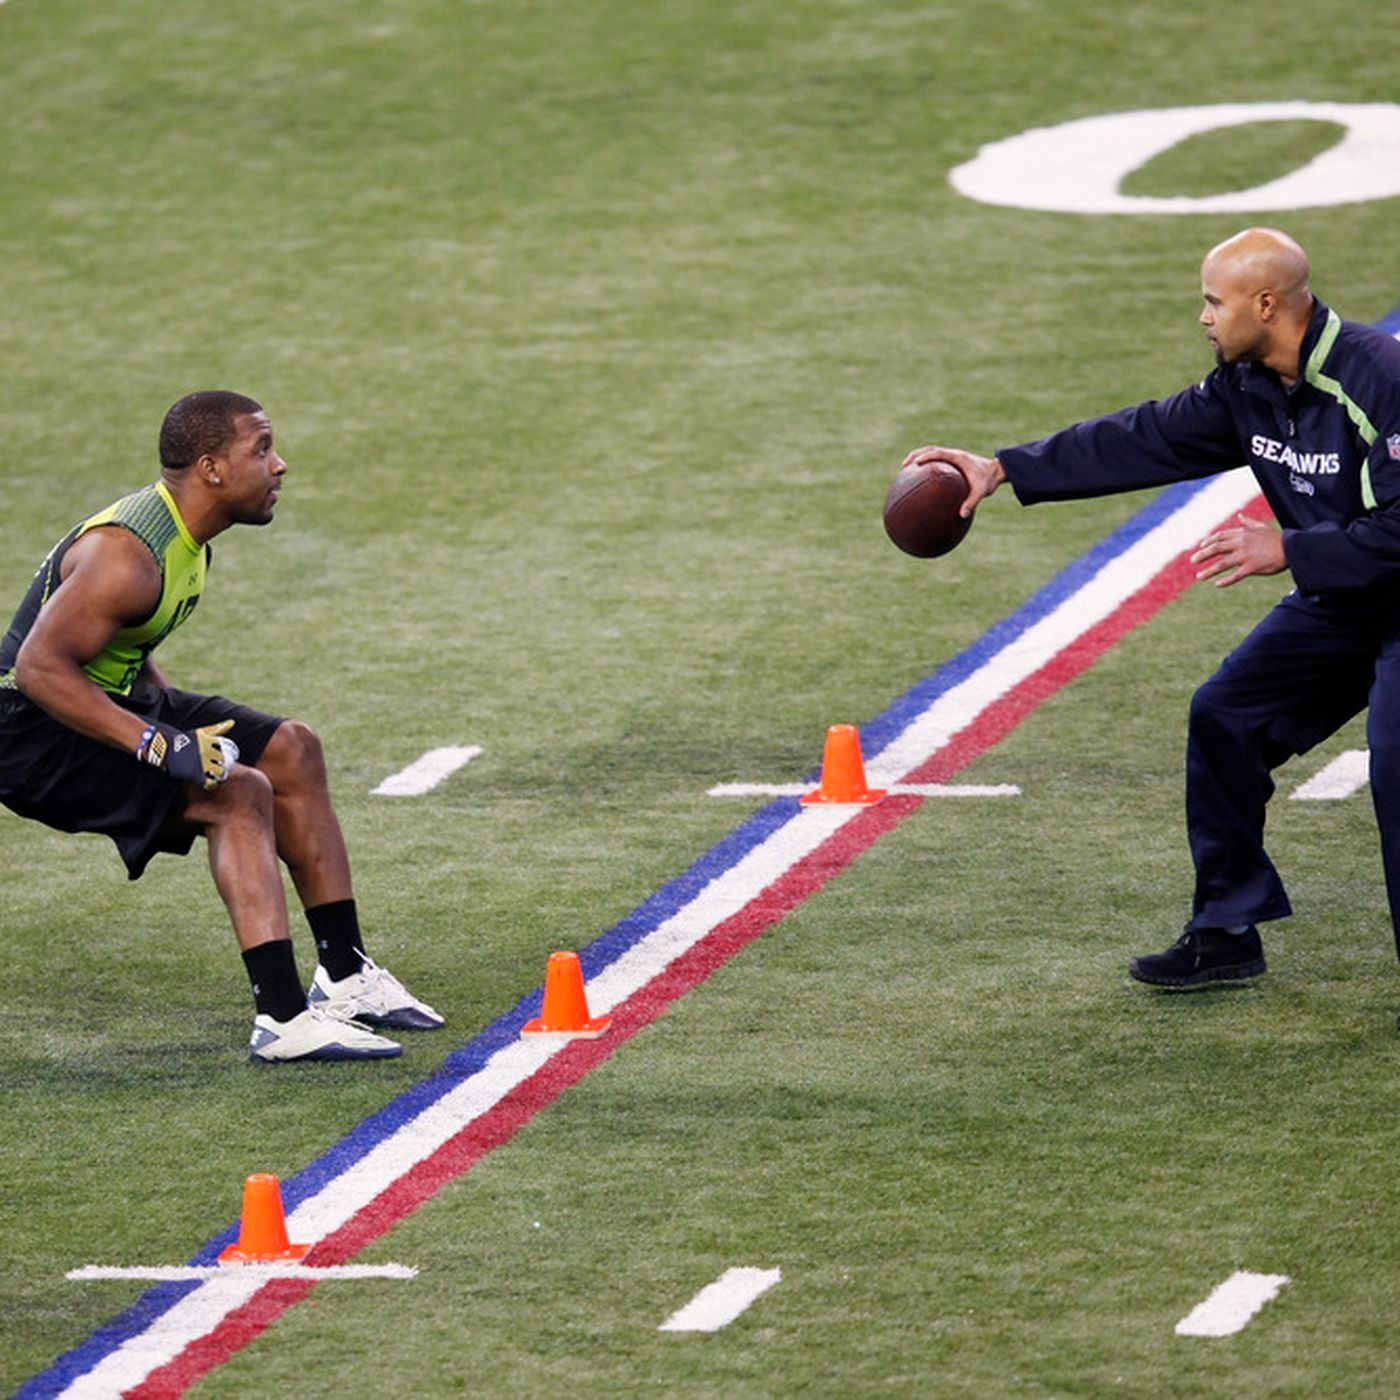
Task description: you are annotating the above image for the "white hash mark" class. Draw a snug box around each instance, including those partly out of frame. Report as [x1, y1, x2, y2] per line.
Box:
[372, 746, 482, 796]
[659, 1266, 782, 1333]
[1175, 1271, 1290, 1337]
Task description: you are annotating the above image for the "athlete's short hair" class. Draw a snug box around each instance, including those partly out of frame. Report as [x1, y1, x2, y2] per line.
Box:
[159, 391, 264, 472]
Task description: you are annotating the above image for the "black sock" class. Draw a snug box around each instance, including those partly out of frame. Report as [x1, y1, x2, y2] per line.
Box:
[305, 898, 365, 980]
[242, 940, 307, 1022]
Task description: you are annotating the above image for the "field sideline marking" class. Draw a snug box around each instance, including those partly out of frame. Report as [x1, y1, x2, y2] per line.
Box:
[658, 1267, 782, 1332]
[1175, 1271, 1290, 1337]
[24, 469, 1269, 1400]
[372, 745, 482, 795]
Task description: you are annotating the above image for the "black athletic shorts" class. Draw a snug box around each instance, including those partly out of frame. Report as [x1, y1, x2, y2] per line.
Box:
[0, 682, 284, 880]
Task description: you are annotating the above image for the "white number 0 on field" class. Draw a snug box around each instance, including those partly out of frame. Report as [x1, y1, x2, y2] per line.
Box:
[951, 101, 1400, 214]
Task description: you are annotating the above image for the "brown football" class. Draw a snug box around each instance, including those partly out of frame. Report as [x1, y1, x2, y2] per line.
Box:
[883, 460, 973, 558]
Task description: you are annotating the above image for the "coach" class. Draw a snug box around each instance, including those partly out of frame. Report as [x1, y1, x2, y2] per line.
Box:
[905, 228, 1400, 987]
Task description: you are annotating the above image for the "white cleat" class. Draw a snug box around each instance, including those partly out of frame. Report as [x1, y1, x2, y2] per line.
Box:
[308, 953, 445, 1031]
[249, 1005, 402, 1063]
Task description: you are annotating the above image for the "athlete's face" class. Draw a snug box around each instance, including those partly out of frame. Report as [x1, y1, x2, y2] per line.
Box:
[215, 412, 286, 526]
[1199, 255, 1267, 367]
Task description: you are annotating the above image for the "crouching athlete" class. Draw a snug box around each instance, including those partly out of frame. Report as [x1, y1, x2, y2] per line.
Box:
[0, 390, 442, 1061]
[905, 228, 1400, 990]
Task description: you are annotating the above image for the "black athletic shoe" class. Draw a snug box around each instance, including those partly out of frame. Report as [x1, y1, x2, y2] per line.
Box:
[1128, 926, 1266, 988]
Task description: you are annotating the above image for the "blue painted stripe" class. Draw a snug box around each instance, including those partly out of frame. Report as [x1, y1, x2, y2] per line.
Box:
[14, 471, 1221, 1399]
[13, 1283, 205, 1399]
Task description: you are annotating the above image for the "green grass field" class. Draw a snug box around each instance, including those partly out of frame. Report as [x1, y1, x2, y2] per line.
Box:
[3, 0, 1399, 1393]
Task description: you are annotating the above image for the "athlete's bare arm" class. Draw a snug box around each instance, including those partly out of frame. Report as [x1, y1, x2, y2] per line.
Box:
[13, 528, 162, 751]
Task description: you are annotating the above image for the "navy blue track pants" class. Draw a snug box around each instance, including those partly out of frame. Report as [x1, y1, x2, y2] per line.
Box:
[1186, 590, 1400, 951]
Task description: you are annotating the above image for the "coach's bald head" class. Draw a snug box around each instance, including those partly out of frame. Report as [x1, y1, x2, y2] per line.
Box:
[1199, 227, 1315, 383]
[1204, 228, 1311, 310]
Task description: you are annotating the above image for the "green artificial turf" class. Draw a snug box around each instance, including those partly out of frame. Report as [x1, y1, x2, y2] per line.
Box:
[2, 0, 1398, 1393]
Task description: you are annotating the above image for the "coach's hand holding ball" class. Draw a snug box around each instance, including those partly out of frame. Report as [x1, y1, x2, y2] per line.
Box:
[885, 446, 1005, 558]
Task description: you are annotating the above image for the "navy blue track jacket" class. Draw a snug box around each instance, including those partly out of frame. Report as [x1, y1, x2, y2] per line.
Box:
[998, 300, 1400, 600]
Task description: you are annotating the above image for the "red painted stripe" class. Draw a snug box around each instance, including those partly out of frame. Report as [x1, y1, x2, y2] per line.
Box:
[902, 495, 1271, 785]
[124, 1279, 315, 1400]
[127, 498, 1270, 1397]
[127, 796, 918, 1399]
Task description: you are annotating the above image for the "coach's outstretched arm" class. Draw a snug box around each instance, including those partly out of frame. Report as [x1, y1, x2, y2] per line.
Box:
[901, 445, 1006, 518]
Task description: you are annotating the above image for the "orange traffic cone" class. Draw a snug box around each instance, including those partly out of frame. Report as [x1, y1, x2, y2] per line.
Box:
[521, 951, 612, 1039]
[800, 724, 886, 805]
[218, 1173, 310, 1265]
